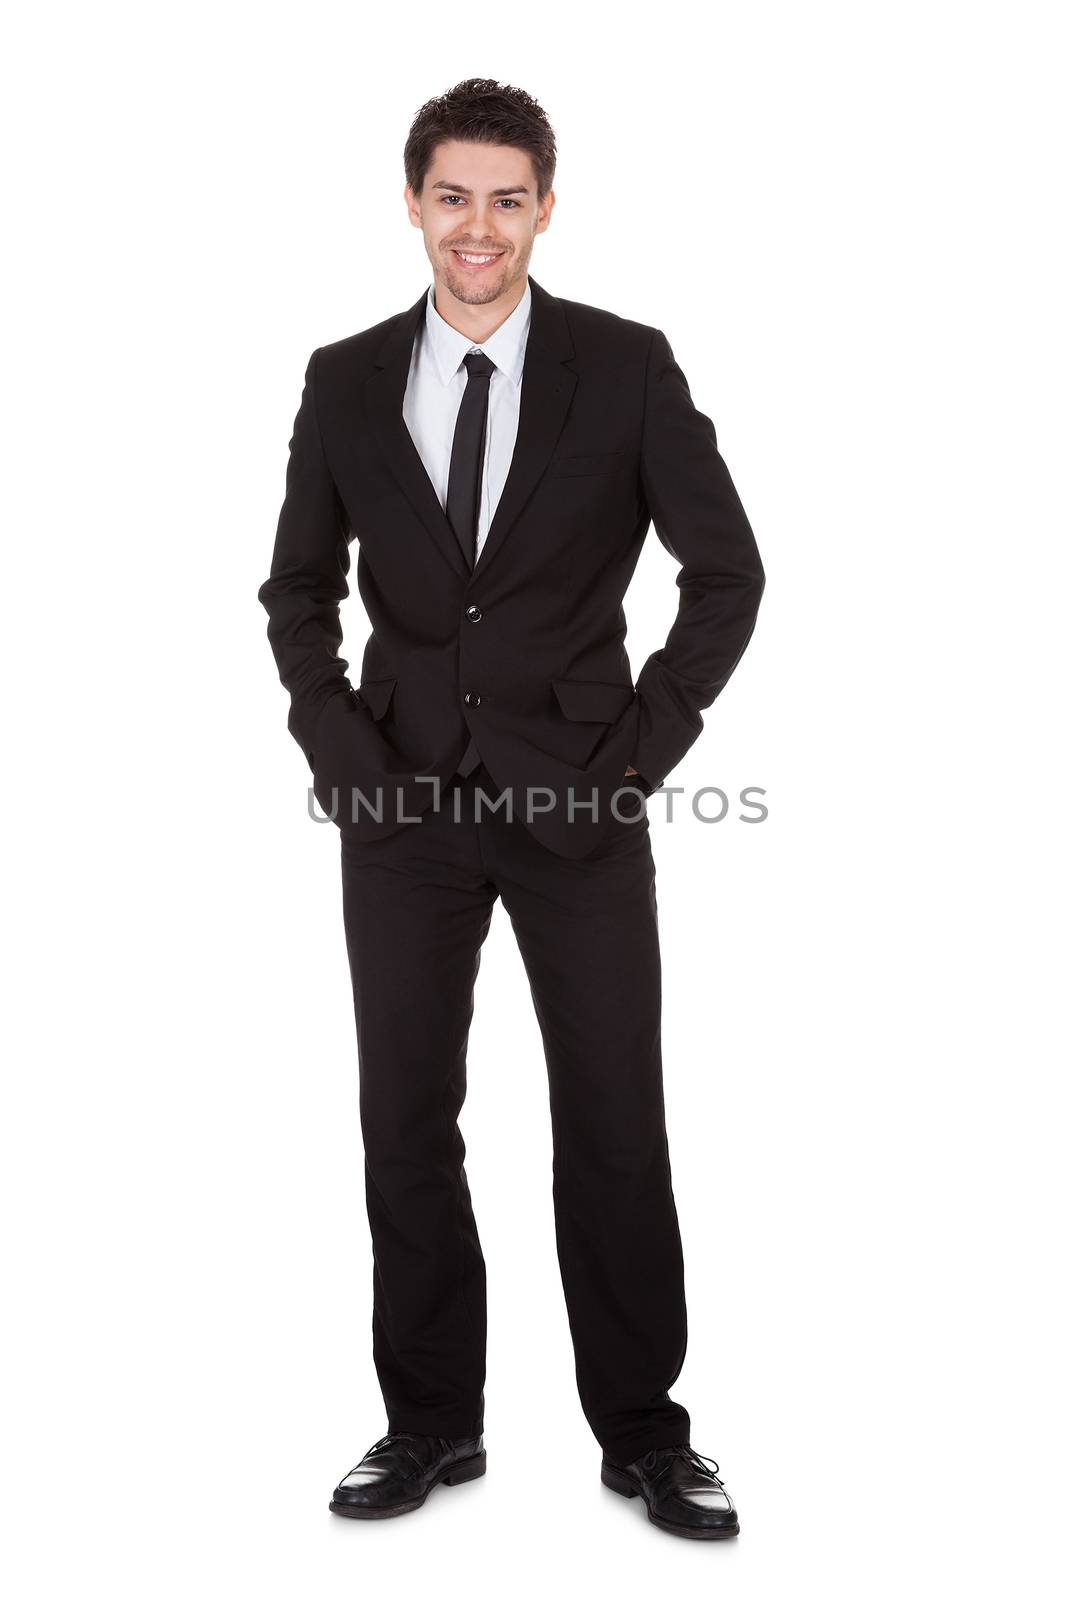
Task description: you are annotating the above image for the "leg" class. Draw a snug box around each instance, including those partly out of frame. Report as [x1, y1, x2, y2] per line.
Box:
[487, 791, 691, 1466]
[339, 796, 498, 1438]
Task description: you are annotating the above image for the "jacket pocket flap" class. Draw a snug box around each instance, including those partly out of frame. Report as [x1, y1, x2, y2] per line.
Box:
[552, 677, 635, 722]
[545, 451, 624, 478]
[358, 676, 398, 720]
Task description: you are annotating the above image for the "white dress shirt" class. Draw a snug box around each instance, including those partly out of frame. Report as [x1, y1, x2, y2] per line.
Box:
[402, 279, 532, 566]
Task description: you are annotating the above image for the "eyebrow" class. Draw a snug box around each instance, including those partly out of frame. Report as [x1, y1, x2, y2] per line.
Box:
[430, 180, 531, 196]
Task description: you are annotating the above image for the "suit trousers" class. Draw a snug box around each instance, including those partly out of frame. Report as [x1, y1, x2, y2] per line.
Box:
[338, 763, 692, 1467]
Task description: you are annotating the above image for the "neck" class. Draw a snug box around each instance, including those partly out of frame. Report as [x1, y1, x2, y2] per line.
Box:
[431, 272, 527, 344]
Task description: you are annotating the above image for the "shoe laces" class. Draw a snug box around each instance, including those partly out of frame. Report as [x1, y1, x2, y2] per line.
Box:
[643, 1443, 723, 1483]
[362, 1431, 437, 1471]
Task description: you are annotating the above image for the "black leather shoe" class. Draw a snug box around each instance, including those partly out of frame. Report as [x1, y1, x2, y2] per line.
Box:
[601, 1444, 739, 1539]
[329, 1432, 486, 1519]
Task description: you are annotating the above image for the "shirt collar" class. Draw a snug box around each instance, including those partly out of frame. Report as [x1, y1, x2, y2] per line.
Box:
[423, 278, 532, 387]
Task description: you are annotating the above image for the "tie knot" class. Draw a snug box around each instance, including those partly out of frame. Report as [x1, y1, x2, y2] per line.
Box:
[464, 350, 496, 381]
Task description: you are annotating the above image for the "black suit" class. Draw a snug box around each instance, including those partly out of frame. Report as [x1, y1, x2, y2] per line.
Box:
[259, 276, 764, 1466]
[259, 275, 764, 860]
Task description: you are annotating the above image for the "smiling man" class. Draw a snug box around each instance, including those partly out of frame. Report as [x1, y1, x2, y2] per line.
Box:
[258, 77, 764, 1539]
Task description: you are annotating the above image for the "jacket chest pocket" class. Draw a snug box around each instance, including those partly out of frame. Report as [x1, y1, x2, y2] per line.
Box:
[543, 451, 624, 479]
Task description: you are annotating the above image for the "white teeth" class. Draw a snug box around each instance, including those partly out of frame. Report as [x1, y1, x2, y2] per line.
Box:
[457, 252, 499, 264]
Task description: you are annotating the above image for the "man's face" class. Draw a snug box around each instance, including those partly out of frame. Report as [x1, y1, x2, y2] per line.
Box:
[405, 139, 553, 307]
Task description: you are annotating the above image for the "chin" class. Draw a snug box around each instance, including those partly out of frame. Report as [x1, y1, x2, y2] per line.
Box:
[443, 272, 510, 306]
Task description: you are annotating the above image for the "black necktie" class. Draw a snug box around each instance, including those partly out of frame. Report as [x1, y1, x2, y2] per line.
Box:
[449, 350, 495, 778]
[446, 350, 496, 570]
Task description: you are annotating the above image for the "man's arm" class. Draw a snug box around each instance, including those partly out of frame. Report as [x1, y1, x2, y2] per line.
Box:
[257, 348, 355, 769]
[627, 326, 765, 792]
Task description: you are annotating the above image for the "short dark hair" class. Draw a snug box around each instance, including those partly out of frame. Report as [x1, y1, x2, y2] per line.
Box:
[404, 77, 557, 203]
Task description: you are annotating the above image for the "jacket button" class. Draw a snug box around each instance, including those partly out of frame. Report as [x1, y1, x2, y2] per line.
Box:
[464, 692, 481, 707]
[465, 604, 483, 622]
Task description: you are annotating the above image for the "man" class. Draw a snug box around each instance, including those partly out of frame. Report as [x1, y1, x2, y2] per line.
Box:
[258, 77, 764, 1539]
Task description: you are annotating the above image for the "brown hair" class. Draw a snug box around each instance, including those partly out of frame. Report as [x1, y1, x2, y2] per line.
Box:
[404, 77, 557, 203]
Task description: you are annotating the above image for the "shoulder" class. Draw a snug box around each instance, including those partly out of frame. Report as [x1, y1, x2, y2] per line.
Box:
[544, 289, 659, 399]
[313, 306, 407, 373]
[552, 290, 658, 353]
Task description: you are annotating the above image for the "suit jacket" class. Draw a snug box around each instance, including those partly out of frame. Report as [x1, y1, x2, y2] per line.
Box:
[258, 274, 765, 860]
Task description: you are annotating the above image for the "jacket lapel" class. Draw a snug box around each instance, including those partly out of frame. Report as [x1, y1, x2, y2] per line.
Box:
[363, 274, 577, 583]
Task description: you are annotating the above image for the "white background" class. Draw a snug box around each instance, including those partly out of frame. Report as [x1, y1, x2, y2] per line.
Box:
[3, 2, 1064, 1594]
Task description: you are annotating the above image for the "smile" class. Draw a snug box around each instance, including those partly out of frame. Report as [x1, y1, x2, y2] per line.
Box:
[452, 250, 503, 269]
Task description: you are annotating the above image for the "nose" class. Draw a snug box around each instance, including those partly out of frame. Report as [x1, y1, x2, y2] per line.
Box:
[467, 199, 500, 242]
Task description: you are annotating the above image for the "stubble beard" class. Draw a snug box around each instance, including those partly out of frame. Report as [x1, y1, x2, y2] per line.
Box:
[438, 242, 529, 307]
